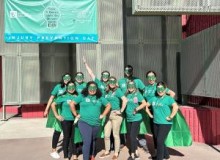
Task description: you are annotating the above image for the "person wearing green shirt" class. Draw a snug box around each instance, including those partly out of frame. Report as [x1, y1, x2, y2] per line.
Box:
[145, 82, 178, 160]
[125, 81, 147, 160]
[70, 81, 111, 160]
[51, 81, 79, 160]
[83, 56, 110, 95]
[74, 72, 87, 94]
[143, 71, 176, 156]
[44, 73, 71, 159]
[144, 71, 175, 101]
[118, 65, 146, 151]
[99, 77, 128, 160]
[118, 65, 145, 94]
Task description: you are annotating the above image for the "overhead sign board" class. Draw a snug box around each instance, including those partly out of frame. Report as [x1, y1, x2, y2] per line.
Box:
[5, 0, 98, 43]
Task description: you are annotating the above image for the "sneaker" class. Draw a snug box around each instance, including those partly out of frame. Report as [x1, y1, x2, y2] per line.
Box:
[50, 151, 60, 159]
[134, 153, 140, 160]
[90, 155, 95, 160]
[142, 145, 149, 153]
[99, 152, 110, 158]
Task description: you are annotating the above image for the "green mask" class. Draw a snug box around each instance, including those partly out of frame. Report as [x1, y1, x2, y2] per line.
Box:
[88, 85, 97, 91]
[125, 68, 132, 74]
[102, 73, 110, 79]
[127, 83, 135, 89]
[63, 75, 71, 81]
[76, 74, 84, 81]
[67, 84, 75, 91]
[109, 79, 116, 84]
[147, 75, 156, 81]
[157, 86, 165, 92]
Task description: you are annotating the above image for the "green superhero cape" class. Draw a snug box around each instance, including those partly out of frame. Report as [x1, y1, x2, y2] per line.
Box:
[165, 110, 192, 146]
[118, 109, 192, 147]
[46, 104, 62, 132]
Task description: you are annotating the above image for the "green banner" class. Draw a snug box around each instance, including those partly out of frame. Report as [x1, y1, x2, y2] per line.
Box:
[5, 0, 98, 43]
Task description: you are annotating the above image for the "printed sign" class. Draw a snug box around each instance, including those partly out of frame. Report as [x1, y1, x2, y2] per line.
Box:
[5, 0, 98, 43]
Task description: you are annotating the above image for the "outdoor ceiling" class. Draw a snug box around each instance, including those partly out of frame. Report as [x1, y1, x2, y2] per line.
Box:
[132, 0, 220, 15]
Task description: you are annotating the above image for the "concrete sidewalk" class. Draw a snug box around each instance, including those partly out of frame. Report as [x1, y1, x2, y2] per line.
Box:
[0, 117, 219, 160]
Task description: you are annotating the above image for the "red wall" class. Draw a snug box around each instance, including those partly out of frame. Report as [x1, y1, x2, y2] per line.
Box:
[182, 15, 220, 38]
[0, 56, 2, 107]
[181, 106, 220, 145]
[182, 15, 220, 107]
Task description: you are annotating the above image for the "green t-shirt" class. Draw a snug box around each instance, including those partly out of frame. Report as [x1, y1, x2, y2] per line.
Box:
[105, 88, 124, 111]
[94, 78, 107, 95]
[51, 84, 66, 97]
[125, 92, 144, 122]
[143, 83, 170, 101]
[73, 94, 109, 126]
[75, 82, 87, 94]
[55, 93, 77, 121]
[118, 77, 145, 94]
[148, 95, 175, 124]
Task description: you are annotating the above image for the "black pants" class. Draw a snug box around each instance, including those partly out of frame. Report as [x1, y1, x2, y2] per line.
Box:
[52, 130, 61, 149]
[150, 117, 157, 149]
[127, 121, 141, 154]
[153, 123, 172, 160]
[61, 120, 77, 158]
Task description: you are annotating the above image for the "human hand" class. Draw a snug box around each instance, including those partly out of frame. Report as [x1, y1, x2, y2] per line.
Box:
[43, 110, 48, 117]
[56, 115, 64, 121]
[114, 110, 122, 115]
[99, 114, 104, 119]
[166, 116, 172, 121]
[83, 56, 86, 64]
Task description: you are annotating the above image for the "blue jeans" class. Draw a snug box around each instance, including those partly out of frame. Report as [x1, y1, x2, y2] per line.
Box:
[78, 120, 100, 160]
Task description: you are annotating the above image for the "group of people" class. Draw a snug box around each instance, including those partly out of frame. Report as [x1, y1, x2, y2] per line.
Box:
[44, 57, 190, 160]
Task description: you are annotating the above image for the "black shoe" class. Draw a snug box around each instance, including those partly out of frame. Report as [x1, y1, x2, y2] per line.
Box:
[127, 156, 134, 160]
[150, 155, 156, 160]
[134, 153, 140, 160]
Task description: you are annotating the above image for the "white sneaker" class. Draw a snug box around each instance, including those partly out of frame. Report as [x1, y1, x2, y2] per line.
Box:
[50, 151, 60, 159]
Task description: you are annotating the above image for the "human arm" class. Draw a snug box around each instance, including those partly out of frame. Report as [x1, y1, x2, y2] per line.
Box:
[145, 102, 153, 118]
[100, 103, 111, 119]
[114, 96, 128, 115]
[51, 102, 64, 121]
[44, 95, 55, 117]
[69, 101, 79, 117]
[167, 89, 175, 98]
[83, 56, 96, 80]
[133, 99, 147, 114]
[166, 102, 179, 121]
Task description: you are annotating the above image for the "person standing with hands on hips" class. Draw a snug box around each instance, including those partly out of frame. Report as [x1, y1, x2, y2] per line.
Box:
[44, 74, 71, 159]
[51, 81, 79, 160]
[99, 77, 128, 160]
[125, 80, 147, 160]
[69, 81, 111, 160]
[145, 82, 178, 160]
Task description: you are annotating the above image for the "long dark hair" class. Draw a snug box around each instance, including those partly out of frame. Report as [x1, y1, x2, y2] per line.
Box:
[60, 73, 72, 88]
[81, 81, 102, 98]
